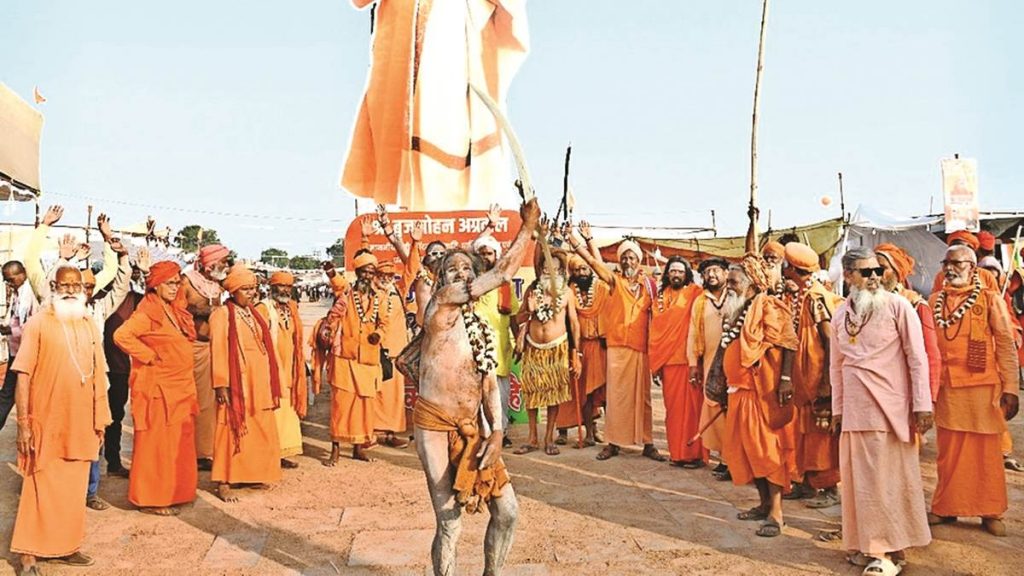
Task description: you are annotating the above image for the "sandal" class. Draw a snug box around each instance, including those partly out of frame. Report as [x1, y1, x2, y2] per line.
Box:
[555, 434, 568, 446]
[86, 496, 110, 511]
[782, 483, 812, 500]
[712, 468, 732, 482]
[862, 557, 902, 576]
[513, 444, 539, 455]
[1005, 456, 1024, 472]
[737, 506, 769, 521]
[140, 506, 180, 516]
[846, 552, 871, 566]
[755, 519, 783, 538]
[19, 566, 41, 576]
[544, 444, 561, 456]
[927, 513, 956, 525]
[805, 490, 841, 509]
[642, 446, 667, 462]
[52, 552, 94, 567]
[596, 445, 619, 461]
[817, 529, 843, 542]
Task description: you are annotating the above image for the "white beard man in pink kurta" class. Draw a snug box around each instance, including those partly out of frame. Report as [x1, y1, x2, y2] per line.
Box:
[829, 247, 933, 574]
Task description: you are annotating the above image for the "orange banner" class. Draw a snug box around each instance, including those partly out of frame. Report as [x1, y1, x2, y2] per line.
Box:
[343, 209, 532, 273]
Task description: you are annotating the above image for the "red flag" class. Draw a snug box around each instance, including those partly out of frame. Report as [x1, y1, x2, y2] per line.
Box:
[33, 86, 46, 104]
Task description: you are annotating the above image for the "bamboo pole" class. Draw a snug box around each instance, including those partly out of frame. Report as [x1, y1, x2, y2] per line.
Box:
[745, 0, 770, 253]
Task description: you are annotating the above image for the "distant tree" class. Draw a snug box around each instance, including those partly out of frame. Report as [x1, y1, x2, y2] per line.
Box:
[174, 225, 222, 253]
[326, 237, 345, 266]
[260, 247, 289, 266]
[288, 255, 320, 270]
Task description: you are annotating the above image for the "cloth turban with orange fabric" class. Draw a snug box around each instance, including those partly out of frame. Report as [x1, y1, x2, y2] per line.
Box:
[741, 253, 773, 293]
[352, 252, 378, 270]
[874, 243, 916, 283]
[783, 242, 819, 272]
[147, 261, 182, 289]
[946, 230, 979, 251]
[270, 271, 295, 286]
[222, 266, 257, 294]
[762, 241, 785, 260]
[377, 261, 396, 274]
[199, 244, 230, 267]
[977, 231, 996, 251]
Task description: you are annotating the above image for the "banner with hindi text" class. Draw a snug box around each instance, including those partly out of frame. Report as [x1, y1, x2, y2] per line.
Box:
[941, 157, 980, 233]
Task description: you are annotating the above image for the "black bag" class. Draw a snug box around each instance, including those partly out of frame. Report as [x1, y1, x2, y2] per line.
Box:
[380, 348, 394, 381]
[704, 346, 728, 407]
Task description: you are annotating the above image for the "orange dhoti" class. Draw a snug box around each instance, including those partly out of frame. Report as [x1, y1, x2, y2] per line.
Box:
[555, 337, 606, 428]
[724, 389, 788, 488]
[797, 404, 840, 488]
[662, 364, 704, 461]
[192, 341, 216, 460]
[129, 403, 198, 507]
[331, 358, 378, 444]
[212, 404, 282, 485]
[604, 347, 653, 447]
[11, 459, 91, 558]
[374, 372, 407, 433]
[932, 427, 1007, 518]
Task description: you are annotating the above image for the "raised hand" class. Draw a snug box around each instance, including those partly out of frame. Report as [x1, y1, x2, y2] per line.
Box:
[487, 203, 502, 227]
[42, 205, 64, 227]
[75, 242, 92, 262]
[58, 234, 78, 260]
[136, 247, 151, 273]
[579, 221, 593, 240]
[360, 216, 377, 237]
[97, 213, 113, 240]
[410, 222, 424, 242]
[109, 237, 129, 256]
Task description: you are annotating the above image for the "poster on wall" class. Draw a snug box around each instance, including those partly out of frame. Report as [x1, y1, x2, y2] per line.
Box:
[941, 157, 979, 233]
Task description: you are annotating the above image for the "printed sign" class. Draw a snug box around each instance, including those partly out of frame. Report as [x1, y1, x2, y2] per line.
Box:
[941, 157, 980, 233]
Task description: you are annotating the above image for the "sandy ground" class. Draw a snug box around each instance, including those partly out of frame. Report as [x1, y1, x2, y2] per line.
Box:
[0, 301, 1022, 575]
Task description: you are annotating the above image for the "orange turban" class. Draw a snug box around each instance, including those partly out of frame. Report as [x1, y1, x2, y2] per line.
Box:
[741, 253, 773, 292]
[222, 266, 257, 294]
[352, 252, 378, 270]
[82, 269, 97, 285]
[377, 261, 396, 274]
[977, 231, 996, 251]
[199, 244, 230, 267]
[568, 254, 587, 271]
[946, 230, 979, 251]
[147, 261, 181, 289]
[762, 241, 785, 260]
[783, 242, 819, 272]
[874, 243, 916, 282]
[270, 271, 295, 286]
[330, 274, 350, 297]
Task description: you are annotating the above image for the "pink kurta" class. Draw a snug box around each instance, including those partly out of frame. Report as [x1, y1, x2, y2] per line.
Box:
[830, 294, 932, 556]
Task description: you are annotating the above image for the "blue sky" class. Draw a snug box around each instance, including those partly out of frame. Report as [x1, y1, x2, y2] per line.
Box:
[2, 1, 1020, 258]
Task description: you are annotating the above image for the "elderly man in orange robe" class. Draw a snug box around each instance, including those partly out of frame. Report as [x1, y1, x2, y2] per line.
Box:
[210, 266, 282, 503]
[255, 271, 307, 469]
[324, 252, 389, 465]
[688, 257, 731, 480]
[567, 235, 665, 462]
[372, 260, 410, 448]
[782, 242, 844, 508]
[182, 243, 231, 470]
[11, 266, 112, 573]
[718, 256, 798, 538]
[650, 256, 703, 466]
[928, 244, 1020, 536]
[930, 230, 1000, 293]
[114, 261, 198, 516]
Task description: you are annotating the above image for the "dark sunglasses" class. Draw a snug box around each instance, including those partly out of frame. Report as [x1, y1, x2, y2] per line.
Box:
[856, 267, 884, 278]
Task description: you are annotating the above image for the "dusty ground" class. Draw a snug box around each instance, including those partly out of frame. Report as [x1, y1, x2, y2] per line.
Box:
[1, 301, 1022, 575]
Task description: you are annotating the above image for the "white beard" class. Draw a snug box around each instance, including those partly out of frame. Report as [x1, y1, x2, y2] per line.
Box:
[722, 291, 749, 325]
[209, 268, 228, 282]
[539, 273, 566, 293]
[53, 294, 88, 322]
[850, 286, 889, 316]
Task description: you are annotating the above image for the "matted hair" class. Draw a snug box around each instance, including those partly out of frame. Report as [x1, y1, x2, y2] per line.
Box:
[436, 248, 484, 287]
[841, 247, 877, 271]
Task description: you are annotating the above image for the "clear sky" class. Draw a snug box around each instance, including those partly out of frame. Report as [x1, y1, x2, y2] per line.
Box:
[2, 1, 1020, 258]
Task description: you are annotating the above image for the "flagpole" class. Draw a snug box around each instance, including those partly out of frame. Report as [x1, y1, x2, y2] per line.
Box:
[746, 0, 770, 253]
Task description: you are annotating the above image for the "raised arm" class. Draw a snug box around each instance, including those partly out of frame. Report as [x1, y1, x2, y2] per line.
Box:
[578, 221, 604, 264]
[565, 225, 616, 288]
[93, 214, 119, 292]
[472, 204, 502, 244]
[96, 239, 132, 318]
[24, 205, 64, 300]
[378, 206, 411, 264]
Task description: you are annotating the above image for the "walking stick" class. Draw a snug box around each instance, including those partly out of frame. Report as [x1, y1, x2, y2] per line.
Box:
[573, 368, 584, 449]
[687, 406, 724, 446]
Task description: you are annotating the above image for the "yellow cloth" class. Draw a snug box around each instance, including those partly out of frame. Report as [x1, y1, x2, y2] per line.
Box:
[474, 288, 520, 377]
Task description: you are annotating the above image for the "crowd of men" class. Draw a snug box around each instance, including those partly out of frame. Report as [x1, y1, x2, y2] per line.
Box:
[0, 200, 1021, 576]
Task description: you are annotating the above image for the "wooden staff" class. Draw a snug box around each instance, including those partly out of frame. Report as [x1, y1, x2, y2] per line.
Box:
[85, 205, 94, 266]
[687, 406, 724, 446]
[746, 0, 770, 254]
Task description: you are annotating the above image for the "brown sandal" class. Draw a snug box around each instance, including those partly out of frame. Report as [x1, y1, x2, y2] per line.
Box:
[596, 445, 619, 460]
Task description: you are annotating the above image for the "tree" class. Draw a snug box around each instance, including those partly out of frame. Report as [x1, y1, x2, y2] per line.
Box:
[288, 255, 320, 270]
[174, 225, 222, 253]
[326, 237, 345, 266]
[260, 247, 289, 266]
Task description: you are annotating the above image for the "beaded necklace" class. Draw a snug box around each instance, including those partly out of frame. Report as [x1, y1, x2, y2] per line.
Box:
[353, 289, 380, 325]
[61, 320, 96, 385]
[574, 280, 596, 309]
[531, 280, 566, 323]
[933, 273, 982, 330]
[236, 306, 267, 354]
[461, 303, 498, 375]
[843, 308, 873, 345]
[719, 301, 752, 349]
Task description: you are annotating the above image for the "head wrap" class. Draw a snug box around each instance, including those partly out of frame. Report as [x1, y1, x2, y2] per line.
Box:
[377, 261, 396, 274]
[567, 254, 587, 271]
[199, 244, 230, 267]
[616, 240, 642, 262]
[269, 271, 295, 286]
[946, 230, 979, 251]
[977, 231, 996, 251]
[147, 261, 182, 289]
[741, 253, 773, 292]
[698, 257, 730, 274]
[783, 242, 819, 272]
[330, 274, 350, 297]
[472, 235, 502, 259]
[762, 241, 785, 259]
[352, 252, 378, 270]
[874, 243, 915, 282]
[222, 266, 257, 294]
[82, 269, 97, 285]
[978, 256, 1002, 273]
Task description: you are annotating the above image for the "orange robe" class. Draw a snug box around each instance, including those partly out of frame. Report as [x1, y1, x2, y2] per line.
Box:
[256, 300, 306, 458]
[792, 283, 843, 489]
[722, 294, 798, 489]
[603, 275, 655, 447]
[649, 284, 703, 461]
[210, 306, 282, 485]
[556, 280, 609, 428]
[374, 289, 408, 433]
[114, 294, 199, 507]
[10, 309, 112, 558]
[687, 290, 728, 452]
[929, 286, 1019, 518]
[331, 288, 389, 444]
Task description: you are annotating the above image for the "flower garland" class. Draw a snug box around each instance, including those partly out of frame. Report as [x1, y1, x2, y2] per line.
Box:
[353, 291, 380, 325]
[575, 280, 596, 309]
[719, 301, 752, 349]
[532, 280, 566, 323]
[461, 303, 498, 375]
[933, 273, 982, 329]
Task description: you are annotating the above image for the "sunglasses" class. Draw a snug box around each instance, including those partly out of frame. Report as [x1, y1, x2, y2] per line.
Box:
[941, 259, 972, 268]
[856, 267, 884, 278]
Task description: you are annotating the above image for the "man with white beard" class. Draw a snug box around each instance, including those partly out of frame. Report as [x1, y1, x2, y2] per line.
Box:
[10, 266, 112, 574]
[829, 247, 933, 575]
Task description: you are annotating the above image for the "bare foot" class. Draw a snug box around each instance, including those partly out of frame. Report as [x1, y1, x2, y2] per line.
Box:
[140, 506, 179, 516]
[216, 483, 238, 503]
[322, 443, 341, 467]
[250, 483, 272, 491]
[281, 458, 299, 469]
[353, 444, 377, 462]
